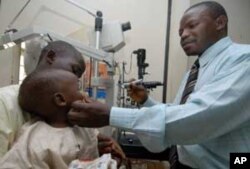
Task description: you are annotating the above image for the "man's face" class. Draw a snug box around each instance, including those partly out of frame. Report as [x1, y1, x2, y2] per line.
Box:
[179, 6, 218, 56]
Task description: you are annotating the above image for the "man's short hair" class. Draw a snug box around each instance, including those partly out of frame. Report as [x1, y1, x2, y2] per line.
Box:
[187, 1, 228, 19]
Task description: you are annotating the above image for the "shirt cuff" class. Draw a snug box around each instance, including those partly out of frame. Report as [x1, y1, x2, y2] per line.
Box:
[142, 97, 159, 107]
[110, 107, 137, 130]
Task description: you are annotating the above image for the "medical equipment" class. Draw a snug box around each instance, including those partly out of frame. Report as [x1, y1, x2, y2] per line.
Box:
[65, 0, 131, 103]
[115, 48, 166, 160]
[121, 80, 163, 89]
[0, 0, 131, 107]
[133, 49, 149, 80]
[120, 79, 143, 88]
[0, 21, 130, 67]
[116, 47, 163, 107]
[0, 26, 113, 64]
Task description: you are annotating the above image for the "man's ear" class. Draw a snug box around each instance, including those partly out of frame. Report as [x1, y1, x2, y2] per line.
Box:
[46, 50, 56, 64]
[215, 15, 228, 31]
[53, 93, 67, 107]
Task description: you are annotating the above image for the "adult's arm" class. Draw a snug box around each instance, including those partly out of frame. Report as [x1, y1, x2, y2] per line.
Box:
[111, 58, 250, 152]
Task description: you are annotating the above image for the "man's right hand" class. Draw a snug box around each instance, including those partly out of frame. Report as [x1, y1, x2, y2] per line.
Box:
[68, 99, 111, 128]
[127, 80, 148, 104]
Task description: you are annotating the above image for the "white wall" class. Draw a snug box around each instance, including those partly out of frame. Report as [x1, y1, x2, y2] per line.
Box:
[167, 0, 190, 102]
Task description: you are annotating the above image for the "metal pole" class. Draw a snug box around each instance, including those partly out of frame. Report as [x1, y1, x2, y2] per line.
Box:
[92, 11, 103, 100]
[6, 0, 31, 31]
[162, 0, 172, 103]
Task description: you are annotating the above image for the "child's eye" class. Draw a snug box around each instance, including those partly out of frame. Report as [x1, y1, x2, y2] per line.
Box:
[72, 65, 82, 78]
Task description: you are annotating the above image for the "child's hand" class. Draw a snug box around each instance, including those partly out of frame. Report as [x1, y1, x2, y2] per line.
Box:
[97, 134, 126, 167]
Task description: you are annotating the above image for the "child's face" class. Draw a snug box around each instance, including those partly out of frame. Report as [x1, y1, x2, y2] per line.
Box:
[62, 75, 84, 105]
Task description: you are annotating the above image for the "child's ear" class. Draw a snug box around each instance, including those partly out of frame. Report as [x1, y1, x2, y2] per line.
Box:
[53, 93, 67, 106]
[46, 50, 56, 64]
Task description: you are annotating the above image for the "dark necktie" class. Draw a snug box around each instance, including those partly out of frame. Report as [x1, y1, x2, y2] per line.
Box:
[169, 59, 200, 169]
[180, 59, 200, 104]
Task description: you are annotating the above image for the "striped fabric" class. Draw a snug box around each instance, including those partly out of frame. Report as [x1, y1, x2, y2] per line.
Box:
[169, 59, 199, 169]
[180, 59, 200, 104]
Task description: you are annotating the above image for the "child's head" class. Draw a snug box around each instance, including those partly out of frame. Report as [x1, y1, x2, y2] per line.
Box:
[19, 69, 83, 126]
[36, 40, 85, 78]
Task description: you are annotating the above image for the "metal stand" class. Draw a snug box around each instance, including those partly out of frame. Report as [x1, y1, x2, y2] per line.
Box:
[117, 48, 167, 160]
[92, 11, 103, 100]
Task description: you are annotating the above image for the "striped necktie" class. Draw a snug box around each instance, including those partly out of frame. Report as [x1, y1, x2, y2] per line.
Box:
[169, 59, 200, 169]
[180, 59, 200, 104]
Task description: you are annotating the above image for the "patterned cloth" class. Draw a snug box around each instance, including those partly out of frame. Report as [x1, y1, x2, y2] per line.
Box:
[69, 154, 117, 169]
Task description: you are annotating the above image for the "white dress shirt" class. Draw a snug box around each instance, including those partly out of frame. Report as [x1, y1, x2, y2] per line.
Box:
[110, 37, 250, 168]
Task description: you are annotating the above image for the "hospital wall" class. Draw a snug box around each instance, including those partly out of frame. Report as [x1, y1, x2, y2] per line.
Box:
[0, 0, 249, 103]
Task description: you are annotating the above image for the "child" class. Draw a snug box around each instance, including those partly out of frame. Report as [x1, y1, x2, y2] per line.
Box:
[0, 69, 100, 169]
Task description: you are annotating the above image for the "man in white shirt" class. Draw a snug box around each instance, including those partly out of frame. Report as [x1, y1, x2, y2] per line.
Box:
[68, 1, 250, 169]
